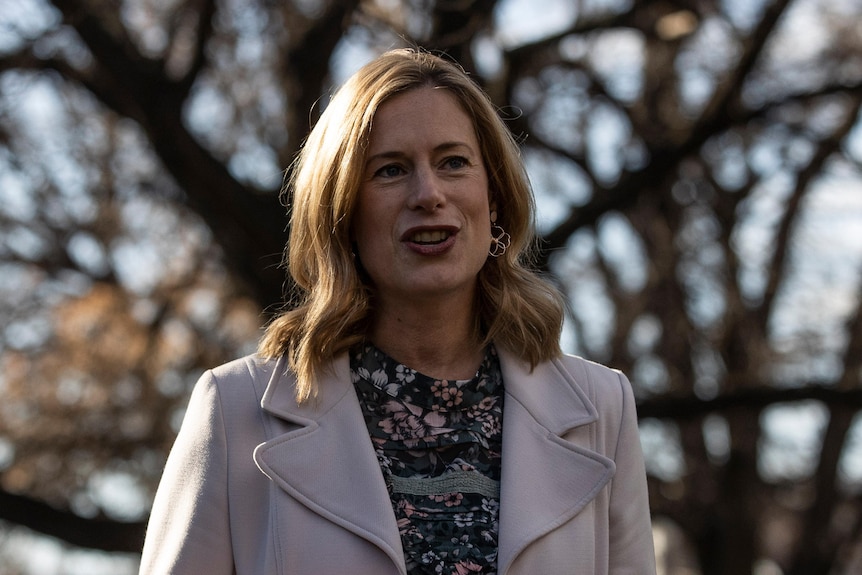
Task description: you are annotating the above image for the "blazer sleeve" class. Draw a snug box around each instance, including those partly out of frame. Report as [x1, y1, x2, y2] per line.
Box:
[608, 371, 656, 574]
[139, 370, 234, 574]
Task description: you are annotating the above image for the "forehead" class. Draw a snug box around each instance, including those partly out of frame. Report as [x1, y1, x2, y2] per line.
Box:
[366, 86, 478, 149]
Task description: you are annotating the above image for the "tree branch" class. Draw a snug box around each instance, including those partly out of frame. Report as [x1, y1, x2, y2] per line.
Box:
[41, 0, 288, 307]
[637, 383, 862, 420]
[0, 490, 145, 553]
[760, 96, 862, 325]
[535, 0, 796, 272]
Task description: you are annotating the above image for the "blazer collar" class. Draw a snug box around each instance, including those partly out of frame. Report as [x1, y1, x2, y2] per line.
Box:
[253, 354, 408, 574]
[257, 347, 601, 433]
[254, 349, 614, 575]
[495, 347, 615, 575]
[496, 346, 599, 433]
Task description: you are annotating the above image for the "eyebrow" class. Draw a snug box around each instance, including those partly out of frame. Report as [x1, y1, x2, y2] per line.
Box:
[365, 141, 475, 164]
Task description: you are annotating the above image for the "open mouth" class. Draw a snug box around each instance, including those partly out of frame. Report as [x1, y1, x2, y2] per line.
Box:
[409, 230, 451, 244]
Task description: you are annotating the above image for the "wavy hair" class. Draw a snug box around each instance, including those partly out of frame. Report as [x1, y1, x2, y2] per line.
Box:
[259, 48, 564, 402]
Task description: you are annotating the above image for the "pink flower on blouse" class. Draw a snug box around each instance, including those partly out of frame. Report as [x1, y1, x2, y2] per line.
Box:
[396, 498, 418, 518]
[379, 399, 449, 445]
[430, 380, 464, 408]
[429, 492, 463, 507]
[454, 560, 484, 574]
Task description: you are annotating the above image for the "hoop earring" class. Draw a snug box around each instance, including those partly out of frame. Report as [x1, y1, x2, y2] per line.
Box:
[489, 222, 511, 258]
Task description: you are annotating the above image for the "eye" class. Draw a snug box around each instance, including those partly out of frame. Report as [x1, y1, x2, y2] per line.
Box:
[374, 164, 405, 178]
[442, 156, 469, 170]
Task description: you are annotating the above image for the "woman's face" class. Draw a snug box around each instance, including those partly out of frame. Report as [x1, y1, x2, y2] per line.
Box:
[353, 86, 492, 308]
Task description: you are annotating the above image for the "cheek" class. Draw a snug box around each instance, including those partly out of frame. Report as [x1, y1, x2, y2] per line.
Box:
[352, 199, 394, 264]
[353, 213, 377, 257]
[472, 192, 492, 231]
[472, 203, 494, 256]
[352, 191, 376, 246]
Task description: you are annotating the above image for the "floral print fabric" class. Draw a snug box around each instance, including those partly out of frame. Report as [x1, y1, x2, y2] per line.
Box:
[350, 343, 504, 575]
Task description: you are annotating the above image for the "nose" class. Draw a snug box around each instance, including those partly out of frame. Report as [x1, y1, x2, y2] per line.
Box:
[407, 166, 445, 211]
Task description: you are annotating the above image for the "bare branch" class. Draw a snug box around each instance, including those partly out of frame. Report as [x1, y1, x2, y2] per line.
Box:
[0, 490, 145, 553]
[637, 382, 862, 420]
[760, 96, 862, 326]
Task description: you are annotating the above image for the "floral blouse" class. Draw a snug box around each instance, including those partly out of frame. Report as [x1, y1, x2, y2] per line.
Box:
[350, 343, 505, 575]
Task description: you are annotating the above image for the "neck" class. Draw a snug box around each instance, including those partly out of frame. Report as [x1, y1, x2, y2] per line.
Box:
[368, 297, 484, 380]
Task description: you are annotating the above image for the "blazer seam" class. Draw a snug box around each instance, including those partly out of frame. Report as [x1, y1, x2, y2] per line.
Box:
[611, 371, 627, 462]
[607, 371, 628, 501]
[243, 357, 287, 572]
[587, 364, 598, 452]
[206, 369, 236, 565]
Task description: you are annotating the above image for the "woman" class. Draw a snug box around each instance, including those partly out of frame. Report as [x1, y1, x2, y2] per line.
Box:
[139, 48, 655, 575]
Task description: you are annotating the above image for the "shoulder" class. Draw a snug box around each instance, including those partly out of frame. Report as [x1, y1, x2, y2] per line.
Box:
[499, 345, 634, 436]
[193, 353, 289, 411]
[552, 353, 634, 424]
[555, 354, 628, 395]
[208, 353, 282, 384]
[178, 354, 298, 452]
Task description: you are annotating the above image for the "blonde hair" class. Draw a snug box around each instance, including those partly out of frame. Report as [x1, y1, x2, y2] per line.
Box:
[259, 48, 564, 402]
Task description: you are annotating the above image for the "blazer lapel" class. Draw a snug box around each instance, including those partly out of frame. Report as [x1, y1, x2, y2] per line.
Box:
[250, 350, 613, 575]
[496, 349, 615, 575]
[252, 354, 406, 573]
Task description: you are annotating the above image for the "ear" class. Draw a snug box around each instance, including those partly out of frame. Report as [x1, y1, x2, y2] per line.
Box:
[490, 201, 498, 223]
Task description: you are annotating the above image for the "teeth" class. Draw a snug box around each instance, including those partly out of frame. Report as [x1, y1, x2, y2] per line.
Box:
[411, 230, 450, 243]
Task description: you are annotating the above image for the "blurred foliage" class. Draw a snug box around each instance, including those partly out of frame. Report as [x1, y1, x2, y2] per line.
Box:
[1, 0, 861, 573]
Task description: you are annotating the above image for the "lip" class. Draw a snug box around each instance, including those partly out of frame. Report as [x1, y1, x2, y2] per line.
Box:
[401, 225, 459, 255]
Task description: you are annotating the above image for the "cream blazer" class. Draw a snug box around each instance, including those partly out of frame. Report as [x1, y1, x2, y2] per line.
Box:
[139, 347, 656, 574]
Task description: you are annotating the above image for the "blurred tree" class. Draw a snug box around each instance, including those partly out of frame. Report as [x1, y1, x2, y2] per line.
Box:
[0, 0, 861, 573]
